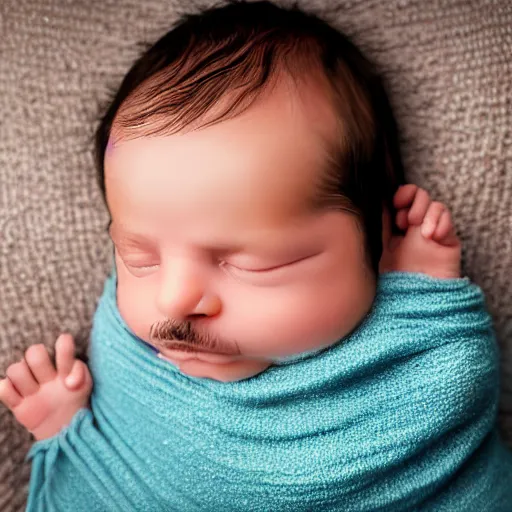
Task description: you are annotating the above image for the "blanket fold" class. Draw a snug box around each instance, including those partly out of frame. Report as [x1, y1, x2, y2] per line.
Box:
[26, 269, 512, 511]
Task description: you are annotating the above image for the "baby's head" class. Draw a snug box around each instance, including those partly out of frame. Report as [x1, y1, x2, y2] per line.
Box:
[95, 0, 404, 379]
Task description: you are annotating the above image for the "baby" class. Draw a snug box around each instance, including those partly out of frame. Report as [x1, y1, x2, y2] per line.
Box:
[1, 1, 511, 510]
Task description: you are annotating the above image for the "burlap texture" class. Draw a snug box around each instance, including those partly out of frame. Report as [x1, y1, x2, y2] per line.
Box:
[0, 0, 510, 509]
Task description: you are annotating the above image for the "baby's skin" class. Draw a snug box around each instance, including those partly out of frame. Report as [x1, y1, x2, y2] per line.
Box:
[0, 184, 461, 441]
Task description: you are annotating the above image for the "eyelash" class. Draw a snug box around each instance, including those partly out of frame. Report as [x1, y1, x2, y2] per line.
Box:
[125, 263, 159, 275]
[124, 254, 316, 279]
[219, 260, 284, 274]
[220, 255, 315, 275]
[126, 261, 287, 277]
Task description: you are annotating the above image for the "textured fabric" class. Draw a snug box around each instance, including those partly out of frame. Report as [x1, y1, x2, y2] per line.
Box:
[1, 1, 511, 510]
[25, 269, 512, 511]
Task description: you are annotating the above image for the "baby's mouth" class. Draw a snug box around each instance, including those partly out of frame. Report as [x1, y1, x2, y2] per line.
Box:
[158, 345, 245, 365]
[162, 341, 211, 353]
[154, 336, 241, 358]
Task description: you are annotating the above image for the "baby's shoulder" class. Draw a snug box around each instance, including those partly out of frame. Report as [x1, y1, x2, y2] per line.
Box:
[375, 271, 489, 323]
[365, 271, 498, 400]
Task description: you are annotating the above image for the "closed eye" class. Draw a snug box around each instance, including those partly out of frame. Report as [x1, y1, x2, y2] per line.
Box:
[220, 254, 317, 274]
[123, 262, 159, 277]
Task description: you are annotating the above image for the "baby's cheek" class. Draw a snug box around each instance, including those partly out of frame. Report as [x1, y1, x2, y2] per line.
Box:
[116, 282, 154, 342]
[228, 286, 363, 357]
[276, 299, 354, 351]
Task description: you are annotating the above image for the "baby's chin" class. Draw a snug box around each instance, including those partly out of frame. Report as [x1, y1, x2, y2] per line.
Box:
[157, 350, 272, 382]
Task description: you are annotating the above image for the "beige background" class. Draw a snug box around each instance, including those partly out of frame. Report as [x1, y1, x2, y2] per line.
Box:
[0, 0, 511, 509]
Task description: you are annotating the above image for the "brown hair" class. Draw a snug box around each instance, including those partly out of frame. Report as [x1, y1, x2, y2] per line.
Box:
[94, 0, 405, 274]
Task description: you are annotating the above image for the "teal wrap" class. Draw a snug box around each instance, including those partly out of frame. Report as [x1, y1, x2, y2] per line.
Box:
[26, 269, 512, 511]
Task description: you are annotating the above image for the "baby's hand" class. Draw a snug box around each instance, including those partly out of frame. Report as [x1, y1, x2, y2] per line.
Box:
[379, 185, 461, 279]
[0, 334, 93, 441]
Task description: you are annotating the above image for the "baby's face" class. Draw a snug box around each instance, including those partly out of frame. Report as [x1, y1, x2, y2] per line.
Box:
[105, 78, 376, 379]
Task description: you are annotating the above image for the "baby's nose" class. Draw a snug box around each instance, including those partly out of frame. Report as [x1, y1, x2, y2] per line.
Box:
[156, 263, 220, 321]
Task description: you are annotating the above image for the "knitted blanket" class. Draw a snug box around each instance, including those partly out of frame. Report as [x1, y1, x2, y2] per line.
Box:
[1, 1, 511, 510]
[25, 269, 512, 511]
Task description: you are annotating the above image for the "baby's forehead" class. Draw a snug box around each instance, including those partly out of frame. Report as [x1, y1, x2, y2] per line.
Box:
[105, 76, 346, 219]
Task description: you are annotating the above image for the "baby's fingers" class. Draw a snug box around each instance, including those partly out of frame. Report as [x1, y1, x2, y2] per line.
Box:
[25, 344, 56, 385]
[393, 184, 418, 210]
[64, 360, 86, 390]
[395, 209, 409, 231]
[407, 188, 431, 226]
[55, 334, 76, 378]
[432, 209, 459, 246]
[0, 378, 22, 409]
[421, 202, 459, 246]
[395, 185, 435, 227]
[421, 201, 445, 238]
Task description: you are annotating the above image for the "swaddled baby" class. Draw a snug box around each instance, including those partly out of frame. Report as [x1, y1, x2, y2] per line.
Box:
[1, 1, 511, 510]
